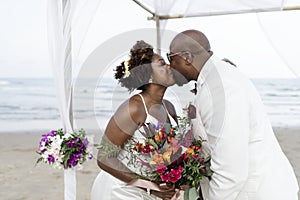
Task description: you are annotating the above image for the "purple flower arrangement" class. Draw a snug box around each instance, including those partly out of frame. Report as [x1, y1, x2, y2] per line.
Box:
[36, 129, 93, 169]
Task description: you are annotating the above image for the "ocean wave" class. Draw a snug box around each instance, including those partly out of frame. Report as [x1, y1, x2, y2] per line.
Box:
[0, 106, 22, 113]
[1, 87, 22, 91]
[30, 107, 58, 111]
[1, 78, 299, 128]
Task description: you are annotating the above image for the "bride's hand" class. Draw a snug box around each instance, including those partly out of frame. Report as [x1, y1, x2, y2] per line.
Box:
[150, 184, 180, 200]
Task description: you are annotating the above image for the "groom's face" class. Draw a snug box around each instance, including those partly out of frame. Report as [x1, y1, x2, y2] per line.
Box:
[168, 47, 190, 86]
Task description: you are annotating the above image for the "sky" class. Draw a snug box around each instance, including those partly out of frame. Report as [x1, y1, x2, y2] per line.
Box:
[0, 0, 300, 78]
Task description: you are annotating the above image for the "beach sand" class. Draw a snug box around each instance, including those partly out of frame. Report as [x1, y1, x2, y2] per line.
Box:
[0, 128, 299, 199]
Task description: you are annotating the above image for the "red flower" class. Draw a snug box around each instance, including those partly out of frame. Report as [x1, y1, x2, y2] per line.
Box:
[142, 145, 155, 154]
[156, 164, 167, 174]
[169, 128, 175, 135]
[169, 166, 184, 183]
[160, 166, 184, 183]
[183, 153, 187, 161]
[161, 173, 169, 182]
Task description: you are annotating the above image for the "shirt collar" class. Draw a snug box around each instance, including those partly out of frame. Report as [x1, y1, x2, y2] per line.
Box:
[197, 54, 217, 88]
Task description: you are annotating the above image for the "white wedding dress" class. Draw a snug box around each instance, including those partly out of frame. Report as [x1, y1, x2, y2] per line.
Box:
[91, 94, 177, 200]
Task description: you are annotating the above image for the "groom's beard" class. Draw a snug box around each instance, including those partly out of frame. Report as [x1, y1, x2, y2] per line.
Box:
[172, 70, 189, 86]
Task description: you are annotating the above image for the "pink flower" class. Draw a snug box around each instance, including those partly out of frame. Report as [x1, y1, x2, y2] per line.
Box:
[169, 169, 181, 183]
[156, 164, 167, 174]
[160, 166, 184, 183]
[160, 172, 170, 182]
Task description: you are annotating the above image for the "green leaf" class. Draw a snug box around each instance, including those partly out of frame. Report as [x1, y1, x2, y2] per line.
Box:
[35, 157, 43, 166]
[98, 136, 122, 160]
[164, 123, 171, 134]
[188, 187, 199, 200]
[146, 139, 158, 150]
[184, 188, 190, 200]
[162, 142, 169, 149]
[204, 155, 211, 162]
[184, 187, 199, 200]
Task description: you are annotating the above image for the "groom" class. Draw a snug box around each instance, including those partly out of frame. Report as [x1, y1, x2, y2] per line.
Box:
[168, 29, 299, 199]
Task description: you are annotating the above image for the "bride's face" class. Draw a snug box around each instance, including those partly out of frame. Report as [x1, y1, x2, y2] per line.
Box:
[150, 54, 175, 87]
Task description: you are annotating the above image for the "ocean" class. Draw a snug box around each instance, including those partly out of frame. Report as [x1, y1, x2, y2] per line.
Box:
[0, 78, 299, 132]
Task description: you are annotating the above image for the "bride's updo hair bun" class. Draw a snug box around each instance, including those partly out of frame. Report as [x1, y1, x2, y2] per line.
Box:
[114, 40, 154, 92]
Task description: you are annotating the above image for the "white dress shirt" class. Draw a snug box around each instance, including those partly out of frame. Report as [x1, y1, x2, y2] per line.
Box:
[193, 55, 299, 200]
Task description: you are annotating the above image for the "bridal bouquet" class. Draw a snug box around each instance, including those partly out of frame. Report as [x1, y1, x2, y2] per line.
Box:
[126, 104, 213, 192]
[36, 129, 93, 169]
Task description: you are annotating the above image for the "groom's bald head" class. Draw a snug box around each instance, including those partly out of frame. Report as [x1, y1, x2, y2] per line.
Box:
[170, 29, 211, 53]
[169, 29, 213, 84]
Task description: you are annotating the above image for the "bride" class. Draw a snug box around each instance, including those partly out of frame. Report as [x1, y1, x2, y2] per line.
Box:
[91, 41, 180, 200]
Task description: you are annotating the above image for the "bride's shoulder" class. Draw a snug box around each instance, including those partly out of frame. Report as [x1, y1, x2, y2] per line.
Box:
[116, 95, 144, 115]
[117, 94, 143, 108]
[114, 94, 147, 124]
[129, 94, 145, 109]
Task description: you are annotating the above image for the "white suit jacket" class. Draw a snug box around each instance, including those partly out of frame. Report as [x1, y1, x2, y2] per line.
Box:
[193, 55, 299, 200]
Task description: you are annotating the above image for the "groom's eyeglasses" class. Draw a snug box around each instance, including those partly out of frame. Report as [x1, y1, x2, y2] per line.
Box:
[166, 51, 187, 62]
[167, 50, 208, 62]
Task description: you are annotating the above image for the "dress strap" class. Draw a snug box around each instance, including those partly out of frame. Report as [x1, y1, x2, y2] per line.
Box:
[138, 94, 149, 115]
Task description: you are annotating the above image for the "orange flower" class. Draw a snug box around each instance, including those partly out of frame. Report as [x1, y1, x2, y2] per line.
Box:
[152, 154, 164, 164]
[186, 148, 195, 155]
[158, 131, 163, 138]
[163, 151, 172, 164]
[134, 143, 144, 152]
[154, 134, 161, 143]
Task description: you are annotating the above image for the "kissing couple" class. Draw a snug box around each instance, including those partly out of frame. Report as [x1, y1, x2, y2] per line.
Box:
[91, 30, 298, 200]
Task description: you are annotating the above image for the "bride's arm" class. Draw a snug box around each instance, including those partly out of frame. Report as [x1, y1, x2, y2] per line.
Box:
[97, 99, 144, 183]
[97, 98, 178, 199]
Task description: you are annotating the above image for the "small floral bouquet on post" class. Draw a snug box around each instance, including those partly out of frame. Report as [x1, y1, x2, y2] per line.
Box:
[126, 103, 213, 198]
[36, 129, 93, 169]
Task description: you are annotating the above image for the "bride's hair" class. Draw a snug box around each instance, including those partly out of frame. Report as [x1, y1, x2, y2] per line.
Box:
[114, 40, 154, 92]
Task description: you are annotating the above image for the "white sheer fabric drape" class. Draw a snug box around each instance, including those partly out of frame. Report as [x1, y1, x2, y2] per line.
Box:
[48, 0, 73, 134]
[47, 0, 100, 199]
